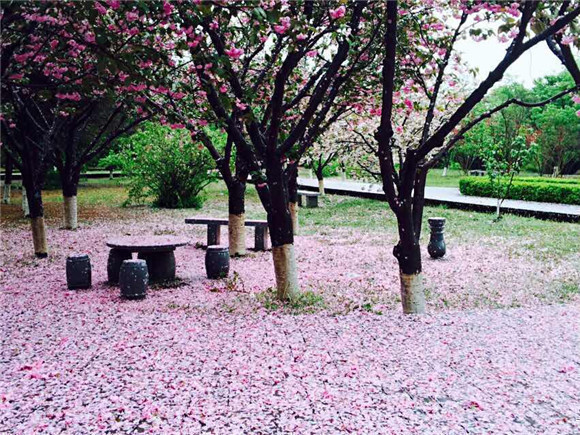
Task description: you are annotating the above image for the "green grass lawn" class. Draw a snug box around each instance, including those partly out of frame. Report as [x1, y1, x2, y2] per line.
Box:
[34, 177, 580, 261]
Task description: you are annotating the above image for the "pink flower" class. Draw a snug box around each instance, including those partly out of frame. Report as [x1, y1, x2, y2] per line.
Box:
[170, 123, 185, 129]
[224, 47, 244, 59]
[404, 98, 413, 110]
[84, 32, 96, 44]
[50, 40, 59, 50]
[572, 95, 580, 104]
[8, 73, 24, 80]
[163, 1, 173, 16]
[329, 6, 346, 20]
[219, 85, 228, 93]
[236, 100, 247, 111]
[561, 35, 575, 45]
[55, 92, 82, 101]
[576, 110, 580, 118]
[274, 16, 291, 34]
[95, 2, 108, 14]
[107, 0, 120, 10]
[306, 50, 317, 58]
[126, 11, 139, 22]
[209, 21, 219, 30]
[297, 33, 307, 41]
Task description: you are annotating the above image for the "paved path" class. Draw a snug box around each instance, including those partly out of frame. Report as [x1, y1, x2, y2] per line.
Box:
[298, 177, 580, 222]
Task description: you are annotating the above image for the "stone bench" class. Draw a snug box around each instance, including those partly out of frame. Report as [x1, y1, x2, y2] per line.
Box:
[468, 170, 486, 177]
[297, 190, 320, 208]
[185, 217, 269, 251]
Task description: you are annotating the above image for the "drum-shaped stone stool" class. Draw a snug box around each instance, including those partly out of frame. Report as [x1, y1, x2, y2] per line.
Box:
[119, 259, 148, 300]
[427, 217, 447, 259]
[66, 254, 92, 290]
[205, 245, 230, 279]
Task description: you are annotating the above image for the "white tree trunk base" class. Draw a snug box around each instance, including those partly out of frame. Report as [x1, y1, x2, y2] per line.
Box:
[272, 244, 299, 300]
[2, 184, 11, 204]
[289, 202, 299, 235]
[318, 179, 325, 195]
[31, 217, 48, 257]
[63, 195, 78, 230]
[22, 189, 30, 217]
[400, 272, 425, 314]
[228, 213, 246, 256]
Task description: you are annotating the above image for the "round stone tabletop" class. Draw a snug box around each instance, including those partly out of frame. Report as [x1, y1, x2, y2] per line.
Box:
[106, 236, 189, 252]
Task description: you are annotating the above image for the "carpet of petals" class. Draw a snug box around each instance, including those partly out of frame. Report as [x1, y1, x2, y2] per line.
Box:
[1, 206, 579, 433]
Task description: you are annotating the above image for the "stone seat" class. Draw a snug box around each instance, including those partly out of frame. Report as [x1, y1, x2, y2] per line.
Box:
[185, 217, 269, 251]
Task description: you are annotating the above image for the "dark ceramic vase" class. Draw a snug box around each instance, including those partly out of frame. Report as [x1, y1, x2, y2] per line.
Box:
[427, 217, 446, 259]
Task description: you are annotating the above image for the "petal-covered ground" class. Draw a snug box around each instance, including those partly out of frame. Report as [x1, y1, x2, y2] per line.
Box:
[1, 196, 579, 433]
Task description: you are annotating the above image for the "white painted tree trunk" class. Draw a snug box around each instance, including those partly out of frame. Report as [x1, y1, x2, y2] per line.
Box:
[399, 272, 425, 314]
[31, 216, 48, 257]
[272, 244, 299, 300]
[63, 195, 78, 229]
[228, 213, 246, 256]
[289, 202, 298, 234]
[2, 184, 11, 204]
[496, 200, 502, 220]
[318, 179, 325, 195]
[22, 189, 30, 217]
[442, 166, 448, 177]
[341, 171, 347, 181]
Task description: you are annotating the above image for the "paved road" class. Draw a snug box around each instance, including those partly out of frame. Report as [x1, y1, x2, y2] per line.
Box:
[298, 177, 580, 222]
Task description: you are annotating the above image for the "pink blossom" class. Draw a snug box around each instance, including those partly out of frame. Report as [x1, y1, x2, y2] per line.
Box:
[297, 33, 307, 41]
[224, 47, 244, 59]
[306, 50, 317, 58]
[236, 101, 248, 110]
[404, 98, 413, 110]
[274, 16, 291, 34]
[561, 35, 575, 45]
[50, 40, 59, 50]
[163, 1, 173, 16]
[8, 73, 24, 80]
[170, 123, 185, 129]
[126, 11, 140, 22]
[55, 92, 82, 101]
[219, 85, 228, 93]
[94, 2, 108, 14]
[329, 5, 346, 20]
[209, 21, 219, 30]
[84, 32, 96, 44]
[107, 0, 120, 10]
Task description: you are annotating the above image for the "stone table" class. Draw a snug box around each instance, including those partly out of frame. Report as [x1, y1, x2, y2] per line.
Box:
[106, 236, 189, 283]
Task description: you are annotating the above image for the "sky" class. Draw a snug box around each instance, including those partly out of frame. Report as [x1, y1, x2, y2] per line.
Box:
[456, 37, 569, 89]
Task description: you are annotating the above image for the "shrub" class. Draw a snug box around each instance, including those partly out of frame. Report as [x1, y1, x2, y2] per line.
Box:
[115, 122, 216, 208]
[459, 177, 580, 205]
[511, 176, 580, 185]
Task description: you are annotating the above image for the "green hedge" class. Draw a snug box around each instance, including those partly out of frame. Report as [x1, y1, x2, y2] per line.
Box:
[513, 176, 580, 186]
[459, 177, 580, 205]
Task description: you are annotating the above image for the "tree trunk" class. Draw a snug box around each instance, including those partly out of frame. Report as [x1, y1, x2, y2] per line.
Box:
[63, 196, 78, 229]
[2, 184, 11, 204]
[399, 271, 425, 314]
[31, 216, 48, 258]
[272, 243, 299, 300]
[260, 161, 299, 300]
[3, 155, 13, 204]
[227, 180, 247, 256]
[318, 178, 325, 195]
[60, 170, 80, 230]
[393, 219, 425, 314]
[22, 188, 30, 217]
[442, 166, 448, 177]
[25, 183, 47, 257]
[289, 201, 298, 234]
[287, 164, 299, 234]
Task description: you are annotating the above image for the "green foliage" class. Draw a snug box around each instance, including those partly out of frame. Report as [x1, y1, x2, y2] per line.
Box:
[256, 288, 325, 313]
[459, 177, 580, 205]
[112, 122, 216, 208]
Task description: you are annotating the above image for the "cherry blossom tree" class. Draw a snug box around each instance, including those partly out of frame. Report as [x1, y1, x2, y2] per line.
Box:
[0, 2, 153, 254]
[372, 1, 580, 313]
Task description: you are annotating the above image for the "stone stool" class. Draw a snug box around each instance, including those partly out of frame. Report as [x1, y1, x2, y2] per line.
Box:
[205, 245, 230, 279]
[66, 254, 92, 289]
[107, 249, 132, 284]
[427, 217, 447, 259]
[119, 259, 148, 300]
